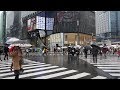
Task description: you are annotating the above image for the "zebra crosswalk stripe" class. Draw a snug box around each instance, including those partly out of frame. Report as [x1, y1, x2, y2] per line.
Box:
[2, 66, 65, 79]
[92, 63, 120, 78]
[0, 59, 108, 79]
[0, 65, 57, 77]
[63, 72, 90, 79]
[0, 64, 52, 73]
[91, 76, 107, 79]
[0, 63, 49, 70]
[33, 70, 77, 79]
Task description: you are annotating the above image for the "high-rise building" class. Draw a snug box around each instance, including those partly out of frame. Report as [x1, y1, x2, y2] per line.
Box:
[6, 11, 37, 39]
[95, 11, 120, 43]
[0, 12, 3, 44]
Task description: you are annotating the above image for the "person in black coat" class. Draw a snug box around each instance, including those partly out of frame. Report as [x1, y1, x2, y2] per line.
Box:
[83, 48, 88, 58]
[91, 46, 99, 63]
[4, 44, 9, 60]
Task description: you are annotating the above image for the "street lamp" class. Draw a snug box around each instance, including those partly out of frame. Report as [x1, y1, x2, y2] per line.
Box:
[77, 20, 80, 45]
[3, 11, 6, 45]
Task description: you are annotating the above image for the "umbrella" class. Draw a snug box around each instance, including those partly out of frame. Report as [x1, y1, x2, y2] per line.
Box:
[10, 40, 32, 48]
[12, 40, 29, 44]
[84, 45, 92, 50]
[9, 43, 32, 48]
[74, 45, 81, 49]
[61, 46, 67, 49]
[6, 37, 20, 44]
[91, 44, 101, 50]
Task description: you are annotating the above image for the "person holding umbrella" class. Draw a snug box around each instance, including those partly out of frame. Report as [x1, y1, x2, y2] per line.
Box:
[91, 44, 100, 63]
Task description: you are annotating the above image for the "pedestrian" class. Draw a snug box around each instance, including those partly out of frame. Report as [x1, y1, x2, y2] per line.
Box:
[117, 48, 120, 58]
[26, 49, 29, 57]
[0, 47, 2, 61]
[83, 47, 88, 59]
[4, 44, 9, 60]
[54, 46, 56, 54]
[102, 45, 109, 59]
[9, 46, 23, 79]
[91, 46, 99, 63]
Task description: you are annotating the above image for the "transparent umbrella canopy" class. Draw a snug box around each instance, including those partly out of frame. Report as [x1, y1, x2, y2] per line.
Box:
[6, 37, 20, 44]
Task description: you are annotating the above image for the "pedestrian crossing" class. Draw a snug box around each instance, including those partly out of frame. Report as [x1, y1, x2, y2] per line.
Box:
[0, 59, 107, 79]
[91, 63, 120, 78]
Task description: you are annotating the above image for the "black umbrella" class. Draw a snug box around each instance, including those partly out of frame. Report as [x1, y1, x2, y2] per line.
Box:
[84, 45, 92, 50]
[91, 44, 101, 50]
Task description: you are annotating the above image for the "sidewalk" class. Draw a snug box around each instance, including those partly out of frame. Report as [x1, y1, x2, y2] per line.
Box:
[80, 54, 120, 64]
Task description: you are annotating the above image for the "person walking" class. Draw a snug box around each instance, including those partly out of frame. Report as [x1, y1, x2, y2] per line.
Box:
[102, 45, 109, 59]
[117, 48, 120, 58]
[9, 46, 23, 79]
[4, 44, 9, 60]
[0, 47, 2, 61]
[26, 49, 29, 57]
[91, 46, 99, 63]
[83, 47, 88, 59]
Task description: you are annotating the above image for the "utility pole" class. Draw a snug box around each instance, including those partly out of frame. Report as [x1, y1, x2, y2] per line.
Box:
[44, 11, 47, 46]
[3, 11, 6, 45]
[77, 20, 80, 45]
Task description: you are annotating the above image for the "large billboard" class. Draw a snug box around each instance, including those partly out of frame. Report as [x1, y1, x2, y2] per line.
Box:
[36, 16, 54, 30]
[27, 17, 36, 31]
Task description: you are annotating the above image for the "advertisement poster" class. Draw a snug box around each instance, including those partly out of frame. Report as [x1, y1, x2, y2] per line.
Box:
[36, 16, 54, 30]
[27, 17, 36, 31]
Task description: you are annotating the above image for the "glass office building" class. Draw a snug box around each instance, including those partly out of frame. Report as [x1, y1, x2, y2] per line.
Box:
[96, 11, 120, 43]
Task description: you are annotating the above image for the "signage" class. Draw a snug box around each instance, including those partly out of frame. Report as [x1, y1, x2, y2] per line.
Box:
[36, 16, 54, 30]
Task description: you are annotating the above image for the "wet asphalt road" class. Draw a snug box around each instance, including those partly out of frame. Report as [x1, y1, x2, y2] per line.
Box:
[24, 53, 115, 79]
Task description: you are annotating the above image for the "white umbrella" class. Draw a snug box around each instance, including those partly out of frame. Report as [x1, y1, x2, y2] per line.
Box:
[9, 43, 32, 48]
[6, 37, 20, 44]
[61, 46, 67, 49]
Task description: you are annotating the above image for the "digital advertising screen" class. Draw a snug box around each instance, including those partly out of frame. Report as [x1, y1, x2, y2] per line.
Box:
[36, 16, 54, 30]
[27, 17, 36, 31]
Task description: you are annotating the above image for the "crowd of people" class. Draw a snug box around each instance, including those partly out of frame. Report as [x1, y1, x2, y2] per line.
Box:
[1, 43, 120, 79]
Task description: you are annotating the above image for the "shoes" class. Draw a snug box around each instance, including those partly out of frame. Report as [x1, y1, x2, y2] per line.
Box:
[10, 68, 12, 71]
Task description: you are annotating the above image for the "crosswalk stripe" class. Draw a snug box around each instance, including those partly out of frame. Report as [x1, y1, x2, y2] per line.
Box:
[33, 70, 77, 79]
[63, 72, 90, 79]
[2, 66, 62, 79]
[103, 70, 120, 72]
[0, 63, 51, 70]
[97, 67, 120, 69]
[109, 73, 120, 76]
[91, 76, 107, 79]
[0, 64, 52, 73]
[94, 65, 120, 67]
[19, 67, 67, 79]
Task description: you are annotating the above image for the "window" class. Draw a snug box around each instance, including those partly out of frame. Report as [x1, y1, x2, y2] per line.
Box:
[65, 35, 67, 41]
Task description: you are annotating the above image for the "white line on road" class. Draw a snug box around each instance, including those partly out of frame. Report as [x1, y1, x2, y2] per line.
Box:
[109, 73, 120, 76]
[2, 66, 64, 79]
[91, 76, 107, 79]
[0, 64, 52, 73]
[33, 70, 77, 79]
[103, 70, 120, 72]
[97, 67, 120, 69]
[0, 63, 48, 70]
[94, 65, 120, 67]
[63, 72, 90, 79]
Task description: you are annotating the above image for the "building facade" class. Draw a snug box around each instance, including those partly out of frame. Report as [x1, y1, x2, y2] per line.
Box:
[96, 11, 120, 44]
[6, 11, 37, 39]
[0, 12, 3, 45]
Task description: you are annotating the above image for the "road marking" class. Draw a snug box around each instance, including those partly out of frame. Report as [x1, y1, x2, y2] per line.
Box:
[34, 70, 77, 79]
[63, 72, 90, 79]
[91, 76, 107, 79]
[109, 73, 120, 76]
[2, 66, 64, 79]
[0, 64, 52, 73]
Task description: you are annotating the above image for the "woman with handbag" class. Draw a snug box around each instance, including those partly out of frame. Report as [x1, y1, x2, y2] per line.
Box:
[9, 46, 23, 79]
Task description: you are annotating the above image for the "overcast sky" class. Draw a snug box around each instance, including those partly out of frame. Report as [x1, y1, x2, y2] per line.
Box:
[0, 11, 3, 14]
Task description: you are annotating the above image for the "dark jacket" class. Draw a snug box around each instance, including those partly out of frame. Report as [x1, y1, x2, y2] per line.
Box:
[91, 47, 99, 55]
